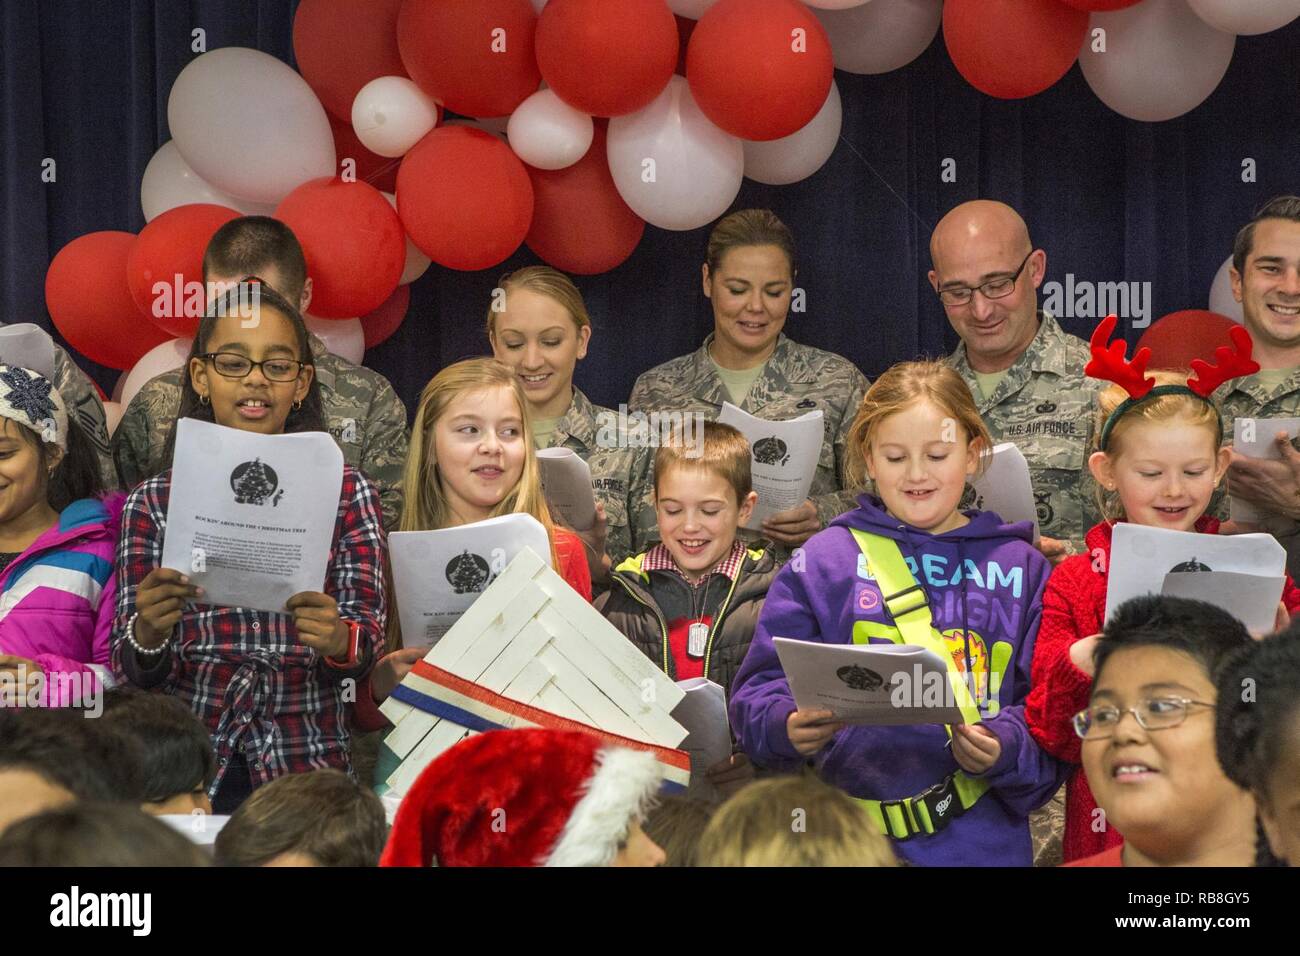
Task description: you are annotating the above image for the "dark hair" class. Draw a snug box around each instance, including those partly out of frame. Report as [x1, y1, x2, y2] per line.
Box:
[163, 282, 326, 464]
[1215, 625, 1300, 866]
[203, 216, 308, 301]
[1232, 195, 1300, 276]
[0, 708, 143, 802]
[2, 416, 104, 512]
[0, 802, 209, 866]
[101, 693, 215, 805]
[214, 769, 386, 867]
[1093, 595, 1252, 682]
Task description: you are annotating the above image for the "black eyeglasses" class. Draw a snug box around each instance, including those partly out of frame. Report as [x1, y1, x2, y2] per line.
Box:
[200, 352, 307, 382]
[936, 251, 1034, 307]
[1072, 696, 1215, 741]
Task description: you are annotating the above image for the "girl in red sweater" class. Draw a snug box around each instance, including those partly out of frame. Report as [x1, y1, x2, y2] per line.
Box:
[352, 359, 592, 749]
[1026, 318, 1299, 862]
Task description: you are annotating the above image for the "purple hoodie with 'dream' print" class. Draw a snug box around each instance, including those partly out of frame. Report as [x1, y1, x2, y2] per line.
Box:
[728, 495, 1067, 866]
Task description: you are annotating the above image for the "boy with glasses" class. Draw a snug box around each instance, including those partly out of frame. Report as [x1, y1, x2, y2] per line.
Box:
[1068, 594, 1257, 866]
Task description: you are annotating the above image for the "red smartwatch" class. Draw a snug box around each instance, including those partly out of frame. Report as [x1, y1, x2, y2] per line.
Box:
[325, 620, 361, 669]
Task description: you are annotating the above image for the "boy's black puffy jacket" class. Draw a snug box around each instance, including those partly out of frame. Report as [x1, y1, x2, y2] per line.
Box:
[594, 543, 779, 695]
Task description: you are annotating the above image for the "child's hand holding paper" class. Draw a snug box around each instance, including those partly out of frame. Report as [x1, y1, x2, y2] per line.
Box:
[286, 591, 348, 659]
[786, 707, 844, 756]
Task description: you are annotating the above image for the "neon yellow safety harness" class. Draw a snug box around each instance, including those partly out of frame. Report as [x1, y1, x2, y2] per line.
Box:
[847, 529, 991, 841]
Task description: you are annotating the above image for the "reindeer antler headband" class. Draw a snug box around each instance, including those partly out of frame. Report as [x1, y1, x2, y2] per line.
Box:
[1086, 314, 1260, 451]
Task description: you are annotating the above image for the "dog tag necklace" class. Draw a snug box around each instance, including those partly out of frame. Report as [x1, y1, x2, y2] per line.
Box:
[687, 577, 709, 659]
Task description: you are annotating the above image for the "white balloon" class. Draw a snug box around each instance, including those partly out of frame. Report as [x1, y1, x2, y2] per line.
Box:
[140, 141, 277, 222]
[168, 47, 336, 205]
[744, 81, 842, 185]
[812, 0, 943, 75]
[103, 401, 124, 439]
[111, 372, 126, 404]
[507, 89, 594, 170]
[803, 0, 871, 8]
[351, 76, 440, 159]
[306, 316, 365, 364]
[668, 0, 717, 18]
[382, 192, 432, 286]
[1209, 255, 1245, 324]
[1079, 0, 1235, 123]
[1187, 0, 1300, 36]
[121, 337, 193, 411]
[607, 76, 743, 231]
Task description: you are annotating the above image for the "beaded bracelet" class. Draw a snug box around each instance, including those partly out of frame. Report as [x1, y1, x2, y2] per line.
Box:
[124, 612, 171, 658]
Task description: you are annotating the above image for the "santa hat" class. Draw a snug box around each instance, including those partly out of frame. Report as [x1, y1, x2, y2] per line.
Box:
[380, 728, 663, 867]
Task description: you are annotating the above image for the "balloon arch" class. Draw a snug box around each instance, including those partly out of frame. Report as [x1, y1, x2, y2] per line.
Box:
[42, 0, 1300, 417]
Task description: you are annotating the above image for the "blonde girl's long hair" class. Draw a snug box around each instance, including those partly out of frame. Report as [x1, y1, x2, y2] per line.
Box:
[388, 359, 560, 648]
[401, 358, 558, 541]
[1092, 368, 1223, 521]
[843, 360, 993, 491]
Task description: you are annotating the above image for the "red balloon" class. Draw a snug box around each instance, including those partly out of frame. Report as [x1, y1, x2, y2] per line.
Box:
[293, 0, 407, 121]
[526, 125, 644, 275]
[1059, 0, 1142, 10]
[329, 115, 402, 194]
[536, 0, 677, 117]
[126, 203, 242, 338]
[1137, 310, 1238, 371]
[397, 126, 535, 272]
[360, 284, 412, 350]
[46, 231, 172, 371]
[943, 0, 1088, 100]
[686, 0, 833, 141]
[398, 0, 540, 118]
[275, 178, 406, 318]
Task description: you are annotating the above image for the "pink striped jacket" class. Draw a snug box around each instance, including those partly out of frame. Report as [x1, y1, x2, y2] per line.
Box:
[0, 495, 124, 706]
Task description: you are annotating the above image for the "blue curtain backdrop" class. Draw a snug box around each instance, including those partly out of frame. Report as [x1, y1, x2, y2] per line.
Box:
[4, 1, 1300, 416]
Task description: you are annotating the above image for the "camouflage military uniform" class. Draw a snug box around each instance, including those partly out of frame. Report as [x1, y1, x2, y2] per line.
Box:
[112, 333, 409, 529]
[946, 312, 1102, 550]
[1215, 371, 1300, 575]
[49, 342, 115, 489]
[543, 387, 655, 567]
[628, 333, 869, 549]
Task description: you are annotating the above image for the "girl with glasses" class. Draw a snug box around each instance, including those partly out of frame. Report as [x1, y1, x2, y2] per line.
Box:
[111, 283, 387, 814]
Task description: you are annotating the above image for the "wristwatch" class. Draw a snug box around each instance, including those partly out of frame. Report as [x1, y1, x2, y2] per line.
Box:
[324, 620, 361, 670]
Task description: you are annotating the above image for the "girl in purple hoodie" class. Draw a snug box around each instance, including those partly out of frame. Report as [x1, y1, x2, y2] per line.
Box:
[0, 365, 119, 708]
[729, 361, 1065, 866]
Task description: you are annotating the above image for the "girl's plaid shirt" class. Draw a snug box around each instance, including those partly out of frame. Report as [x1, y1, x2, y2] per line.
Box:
[110, 465, 387, 796]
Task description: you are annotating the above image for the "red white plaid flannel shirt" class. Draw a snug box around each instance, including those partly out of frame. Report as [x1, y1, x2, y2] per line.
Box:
[641, 539, 747, 586]
[111, 466, 386, 797]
